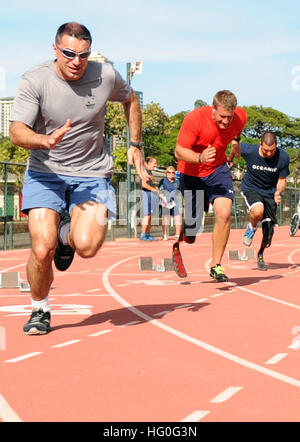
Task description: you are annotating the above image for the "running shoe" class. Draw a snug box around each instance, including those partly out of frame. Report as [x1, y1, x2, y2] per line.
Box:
[23, 309, 51, 335]
[146, 233, 157, 241]
[54, 211, 75, 271]
[210, 264, 228, 282]
[140, 233, 151, 241]
[257, 254, 267, 271]
[243, 223, 257, 247]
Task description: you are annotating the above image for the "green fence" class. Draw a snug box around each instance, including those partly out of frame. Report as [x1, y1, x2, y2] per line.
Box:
[0, 161, 299, 249]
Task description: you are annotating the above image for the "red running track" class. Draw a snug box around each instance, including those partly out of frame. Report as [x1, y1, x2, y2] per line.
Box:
[0, 225, 299, 422]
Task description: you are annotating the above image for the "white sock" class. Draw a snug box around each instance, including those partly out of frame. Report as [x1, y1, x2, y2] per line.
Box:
[59, 222, 70, 245]
[31, 296, 50, 313]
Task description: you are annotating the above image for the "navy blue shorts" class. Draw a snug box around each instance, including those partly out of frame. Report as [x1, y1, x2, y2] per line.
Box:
[179, 163, 234, 235]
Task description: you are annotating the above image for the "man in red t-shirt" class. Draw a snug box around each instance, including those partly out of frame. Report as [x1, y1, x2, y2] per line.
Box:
[175, 90, 247, 282]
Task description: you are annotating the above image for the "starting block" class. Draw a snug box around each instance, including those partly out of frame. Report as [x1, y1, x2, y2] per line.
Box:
[228, 248, 255, 261]
[0, 272, 31, 292]
[139, 256, 174, 272]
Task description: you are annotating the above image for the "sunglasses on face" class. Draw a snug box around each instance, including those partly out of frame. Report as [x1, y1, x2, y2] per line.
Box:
[56, 45, 91, 60]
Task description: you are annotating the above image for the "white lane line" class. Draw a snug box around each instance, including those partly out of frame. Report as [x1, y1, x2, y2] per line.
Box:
[86, 289, 102, 293]
[103, 255, 300, 389]
[5, 352, 42, 363]
[210, 386, 243, 403]
[289, 340, 300, 351]
[194, 298, 209, 303]
[52, 340, 81, 348]
[180, 410, 210, 422]
[205, 257, 300, 311]
[236, 286, 300, 310]
[210, 293, 225, 298]
[174, 304, 192, 309]
[0, 262, 27, 272]
[118, 321, 141, 327]
[0, 394, 22, 422]
[265, 353, 288, 365]
[89, 330, 112, 337]
[153, 310, 171, 316]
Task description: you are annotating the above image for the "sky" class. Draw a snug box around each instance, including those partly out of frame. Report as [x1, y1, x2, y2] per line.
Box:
[1, 0, 300, 118]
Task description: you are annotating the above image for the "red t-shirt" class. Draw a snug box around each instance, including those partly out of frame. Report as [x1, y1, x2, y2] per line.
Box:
[177, 106, 247, 177]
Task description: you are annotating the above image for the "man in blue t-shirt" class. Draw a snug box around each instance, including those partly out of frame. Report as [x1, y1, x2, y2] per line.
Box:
[239, 131, 290, 269]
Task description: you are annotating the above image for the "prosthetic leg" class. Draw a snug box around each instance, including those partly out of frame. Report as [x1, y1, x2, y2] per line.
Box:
[172, 185, 208, 278]
[257, 219, 274, 270]
[172, 222, 196, 278]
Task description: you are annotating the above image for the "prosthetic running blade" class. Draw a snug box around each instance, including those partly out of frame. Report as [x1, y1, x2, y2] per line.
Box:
[172, 241, 187, 278]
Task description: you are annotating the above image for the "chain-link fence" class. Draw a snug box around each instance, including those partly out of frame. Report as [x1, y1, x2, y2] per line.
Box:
[0, 161, 299, 249]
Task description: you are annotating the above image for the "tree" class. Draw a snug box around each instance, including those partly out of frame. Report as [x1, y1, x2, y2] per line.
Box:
[194, 99, 208, 108]
[242, 106, 300, 149]
[152, 111, 188, 166]
[0, 138, 29, 186]
[142, 102, 170, 159]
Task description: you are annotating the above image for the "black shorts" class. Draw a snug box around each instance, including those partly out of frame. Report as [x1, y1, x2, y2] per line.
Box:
[241, 190, 278, 225]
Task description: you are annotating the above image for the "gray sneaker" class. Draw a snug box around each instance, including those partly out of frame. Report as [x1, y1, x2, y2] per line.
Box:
[23, 309, 51, 335]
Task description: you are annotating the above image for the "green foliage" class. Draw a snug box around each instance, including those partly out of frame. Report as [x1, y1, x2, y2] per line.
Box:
[112, 145, 127, 171]
[104, 102, 127, 143]
[194, 99, 208, 108]
[142, 102, 170, 159]
[0, 137, 29, 187]
[243, 105, 300, 149]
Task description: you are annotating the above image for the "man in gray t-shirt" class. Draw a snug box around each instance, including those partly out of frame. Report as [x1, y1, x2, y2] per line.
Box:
[10, 22, 147, 336]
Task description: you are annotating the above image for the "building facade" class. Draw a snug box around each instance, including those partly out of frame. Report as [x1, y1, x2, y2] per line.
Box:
[0, 97, 14, 137]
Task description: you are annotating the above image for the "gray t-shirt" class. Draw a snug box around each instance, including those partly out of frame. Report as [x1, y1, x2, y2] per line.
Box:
[10, 60, 133, 177]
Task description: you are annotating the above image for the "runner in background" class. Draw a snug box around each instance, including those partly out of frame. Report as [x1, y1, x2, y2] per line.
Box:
[174, 90, 247, 281]
[239, 131, 290, 270]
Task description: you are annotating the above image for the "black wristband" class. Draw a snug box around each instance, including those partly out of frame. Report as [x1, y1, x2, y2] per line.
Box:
[130, 141, 143, 150]
[233, 136, 241, 142]
[198, 153, 202, 163]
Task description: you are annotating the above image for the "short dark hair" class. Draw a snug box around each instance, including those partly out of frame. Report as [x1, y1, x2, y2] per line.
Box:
[261, 131, 277, 146]
[55, 22, 92, 45]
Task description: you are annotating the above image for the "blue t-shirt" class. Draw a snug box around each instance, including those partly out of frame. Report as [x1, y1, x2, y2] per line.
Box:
[241, 143, 290, 197]
[159, 177, 180, 202]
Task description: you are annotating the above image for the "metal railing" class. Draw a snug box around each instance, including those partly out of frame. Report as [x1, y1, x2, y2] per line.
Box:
[0, 161, 299, 249]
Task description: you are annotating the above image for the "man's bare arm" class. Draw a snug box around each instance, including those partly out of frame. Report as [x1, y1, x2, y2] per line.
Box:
[123, 91, 148, 181]
[10, 119, 72, 150]
[274, 177, 287, 205]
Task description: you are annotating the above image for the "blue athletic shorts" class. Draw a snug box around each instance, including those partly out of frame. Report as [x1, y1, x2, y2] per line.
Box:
[22, 169, 116, 220]
[142, 190, 160, 216]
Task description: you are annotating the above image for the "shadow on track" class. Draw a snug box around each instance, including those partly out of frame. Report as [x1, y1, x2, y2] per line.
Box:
[51, 302, 209, 332]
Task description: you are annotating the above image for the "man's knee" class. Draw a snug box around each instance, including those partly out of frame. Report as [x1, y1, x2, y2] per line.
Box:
[72, 234, 105, 258]
[32, 242, 56, 263]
